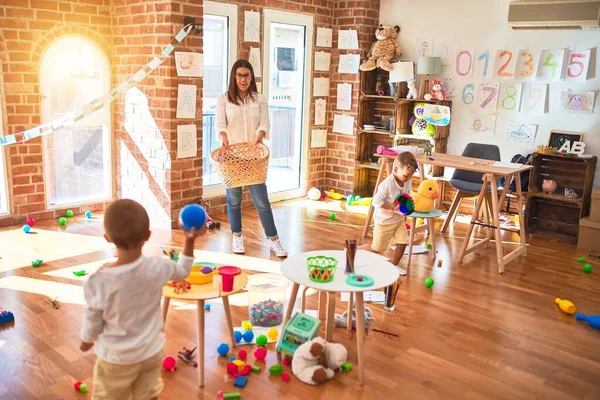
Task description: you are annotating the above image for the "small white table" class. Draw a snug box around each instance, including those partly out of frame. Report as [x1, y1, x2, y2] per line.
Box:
[280, 250, 399, 386]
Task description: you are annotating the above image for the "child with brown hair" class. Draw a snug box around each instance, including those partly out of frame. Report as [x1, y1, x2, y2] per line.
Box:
[80, 199, 204, 399]
[361, 151, 418, 275]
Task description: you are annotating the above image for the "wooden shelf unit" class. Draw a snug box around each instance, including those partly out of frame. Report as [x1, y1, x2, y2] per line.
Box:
[354, 68, 452, 197]
[526, 152, 597, 244]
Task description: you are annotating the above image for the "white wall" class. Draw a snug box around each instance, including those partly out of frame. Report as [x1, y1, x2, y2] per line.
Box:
[380, 0, 600, 188]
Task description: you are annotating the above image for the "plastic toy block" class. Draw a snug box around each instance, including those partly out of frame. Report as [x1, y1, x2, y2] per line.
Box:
[251, 365, 261, 373]
[340, 362, 352, 372]
[229, 356, 236, 362]
[233, 376, 247, 388]
[31, 259, 43, 267]
[0, 309, 15, 325]
[72, 270, 87, 276]
[269, 364, 283, 376]
[241, 320, 253, 331]
[233, 360, 245, 372]
[205, 303, 211, 310]
[223, 393, 241, 399]
[426, 243, 433, 249]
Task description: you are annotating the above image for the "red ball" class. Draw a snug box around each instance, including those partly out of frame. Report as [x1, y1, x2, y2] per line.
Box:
[282, 357, 291, 366]
[282, 373, 290, 382]
[226, 362, 238, 375]
[238, 350, 247, 360]
[254, 347, 267, 360]
[73, 381, 82, 391]
[320, 192, 327, 199]
[357, 276, 363, 282]
[26, 218, 35, 227]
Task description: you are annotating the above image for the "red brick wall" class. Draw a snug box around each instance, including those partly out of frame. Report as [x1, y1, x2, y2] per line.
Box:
[0, 0, 113, 227]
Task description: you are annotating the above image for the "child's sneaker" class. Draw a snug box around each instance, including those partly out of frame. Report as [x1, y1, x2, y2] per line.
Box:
[268, 237, 288, 257]
[232, 234, 245, 254]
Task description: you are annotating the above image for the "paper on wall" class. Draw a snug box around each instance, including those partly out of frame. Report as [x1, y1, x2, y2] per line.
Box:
[338, 54, 360, 73]
[522, 83, 547, 115]
[506, 122, 537, 144]
[315, 98, 326, 125]
[313, 77, 330, 97]
[338, 29, 358, 49]
[389, 61, 414, 83]
[314, 51, 331, 72]
[244, 11, 260, 42]
[249, 47, 262, 78]
[176, 84, 197, 119]
[336, 83, 352, 111]
[332, 114, 354, 135]
[316, 27, 333, 48]
[559, 90, 594, 114]
[416, 36, 434, 57]
[177, 124, 197, 158]
[311, 129, 327, 148]
[175, 52, 203, 77]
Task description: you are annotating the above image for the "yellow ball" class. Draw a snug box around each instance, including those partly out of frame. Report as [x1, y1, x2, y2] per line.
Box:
[267, 327, 278, 341]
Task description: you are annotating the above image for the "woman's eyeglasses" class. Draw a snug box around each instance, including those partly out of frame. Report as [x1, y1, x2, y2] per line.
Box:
[235, 73, 252, 81]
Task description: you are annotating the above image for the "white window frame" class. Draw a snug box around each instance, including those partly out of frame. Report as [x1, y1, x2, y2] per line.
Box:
[0, 142, 9, 217]
[39, 36, 113, 209]
[203, 1, 238, 198]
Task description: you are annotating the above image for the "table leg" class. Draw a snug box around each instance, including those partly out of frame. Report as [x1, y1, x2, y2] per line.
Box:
[458, 176, 489, 263]
[282, 283, 300, 329]
[318, 291, 327, 320]
[346, 292, 353, 331]
[222, 296, 236, 349]
[362, 159, 390, 238]
[418, 162, 426, 183]
[196, 299, 205, 387]
[515, 173, 527, 257]
[300, 286, 309, 313]
[407, 217, 416, 268]
[325, 292, 336, 342]
[355, 292, 366, 386]
[427, 218, 436, 257]
[489, 175, 505, 273]
[161, 297, 170, 330]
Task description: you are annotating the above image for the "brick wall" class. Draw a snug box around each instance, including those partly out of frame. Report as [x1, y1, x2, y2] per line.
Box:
[0, 0, 113, 227]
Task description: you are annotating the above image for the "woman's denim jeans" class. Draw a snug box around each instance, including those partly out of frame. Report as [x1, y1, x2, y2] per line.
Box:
[226, 183, 278, 238]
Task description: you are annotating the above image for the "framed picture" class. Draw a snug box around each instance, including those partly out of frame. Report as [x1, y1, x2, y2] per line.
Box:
[547, 130, 583, 149]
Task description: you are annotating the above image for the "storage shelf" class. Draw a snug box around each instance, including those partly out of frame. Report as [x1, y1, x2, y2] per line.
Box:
[358, 129, 394, 135]
[394, 133, 435, 142]
[360, 94, 399, 100]
[399, 98, 446, 105]
[527, 227, 576, 244]
[355, 162, 380, 170]
[530, 191, 583, 205]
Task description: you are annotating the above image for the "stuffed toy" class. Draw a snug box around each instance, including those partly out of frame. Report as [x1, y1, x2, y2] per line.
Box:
[424, 80, 446, 101]
[323, 342, 348, 370]
[334, 306, 375, 331]
[406, 79, 418, 99]
[359, 24, 402, 72]
[291, 337, 336, 385]
[411, 179, 440, 213]
[394, 193, 414, 215]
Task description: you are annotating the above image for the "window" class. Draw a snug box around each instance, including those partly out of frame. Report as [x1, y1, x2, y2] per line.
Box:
[0, 111, 8, 215]
[40, 37, 112, 207]
[202, 1, 237, 197]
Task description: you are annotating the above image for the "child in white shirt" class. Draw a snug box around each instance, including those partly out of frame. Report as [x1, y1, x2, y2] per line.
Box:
[361, 152, 417, 275]
[80, 199, 203, 400]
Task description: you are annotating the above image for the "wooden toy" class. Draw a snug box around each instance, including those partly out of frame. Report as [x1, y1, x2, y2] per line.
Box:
[276, 312, 321, 357]
[233, 376, 247, 388]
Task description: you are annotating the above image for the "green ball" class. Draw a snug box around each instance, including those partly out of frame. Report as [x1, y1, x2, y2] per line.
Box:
[59, 217, 67, 226]
[583, 264, 592, 273]
[256, 334, 268, 347]
[425, 277, 434, 288]
[66, 210, 74, 217]
[577, 256, 587, 263]
[329, 213, 336, 221]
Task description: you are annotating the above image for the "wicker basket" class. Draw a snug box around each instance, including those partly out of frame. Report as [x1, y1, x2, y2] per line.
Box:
[210, 143, 270, 189]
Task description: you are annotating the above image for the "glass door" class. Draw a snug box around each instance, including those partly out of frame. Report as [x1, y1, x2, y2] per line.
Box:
[262, 11, 313, 201]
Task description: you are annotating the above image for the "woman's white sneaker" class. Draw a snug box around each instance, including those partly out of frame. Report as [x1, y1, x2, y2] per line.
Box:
[232, 234, 245, 254]
[268, 237, 288, 257]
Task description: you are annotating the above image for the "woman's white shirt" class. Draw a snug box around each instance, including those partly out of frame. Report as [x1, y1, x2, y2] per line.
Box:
[215, 93, 270, 144]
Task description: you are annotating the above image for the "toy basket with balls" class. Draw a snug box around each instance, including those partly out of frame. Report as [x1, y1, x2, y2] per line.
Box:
[307, 256, 338, 283]
[394, 193, 414, 215]
[210, 143, 270, 189]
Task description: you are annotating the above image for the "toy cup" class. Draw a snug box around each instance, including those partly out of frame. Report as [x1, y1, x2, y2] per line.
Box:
[217, 266, 241, 292]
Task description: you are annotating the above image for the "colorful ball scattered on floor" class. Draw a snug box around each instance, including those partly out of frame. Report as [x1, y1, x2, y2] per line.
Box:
[242, 330, 254, 343]
[238, 350, 247, 360]
[307, 187, 321, 201]
[256, 334, 268, 347]
[26, 218, 35, 227]
[583, 264, 592, 273]
[22, 225, 31, 233]
[66, 210, 74, 218]
[217, 342, 229, 356]
[254, 347, 267, 360]
[59, 217, 67, 226]
[425, 277, 435, 288]
[179, 204, 207, 231]
[266, 327, 278, 341]
[234, 330, 242, 343]
[329, 213, 336, 221]
[85, 211, 92, 219]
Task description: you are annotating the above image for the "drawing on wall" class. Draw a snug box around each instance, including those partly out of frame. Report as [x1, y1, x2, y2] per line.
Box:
[506, 122, 537, 144]
[316, 27, 333, 48]
[333, 114, 354, 135]
[565, 49, 591, 82]
[177, 124, 197, 158]
[338, 29, 358, 49]
[455, 49, 474, 77]
[416, 36, 434, 57]
[515, 50, 538, 80]
[537, 49, 565, 81]
[476, 82, 500, 113]
[423, 104, 451, 126]
[494, 49, 518, 79]
[244, 11, 260, 42]
[522, 83, 547, 115]
[174, 52, 203, 77]
[434, 37, 455, 66]
[499, 83, 522, 111]
[336, 83, 352, 110]
[315, 98, 326, 125]
[439, 76, 455, 98]
[389, 61, 414, 83]
[176, 84, 196, 119]
[474, 50, 492, 78]
[311, 129, 327, 148]
[314, 51, 331, 72]
[249, 47, 262, 78]
[467, 114, 496, 133]
[560, 90, 595, 114]
[313, 77, 330, 97]
[338, 54, 360, 73]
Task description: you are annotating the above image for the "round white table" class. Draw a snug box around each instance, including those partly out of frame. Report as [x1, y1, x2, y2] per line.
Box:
[280, 250, 399, 386]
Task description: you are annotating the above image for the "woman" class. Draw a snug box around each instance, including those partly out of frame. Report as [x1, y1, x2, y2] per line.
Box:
[215, 59, 287, 257]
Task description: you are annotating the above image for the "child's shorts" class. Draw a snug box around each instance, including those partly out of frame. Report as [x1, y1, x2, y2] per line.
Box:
[92, 350, 163, 400]
[372, 221, 408, 252]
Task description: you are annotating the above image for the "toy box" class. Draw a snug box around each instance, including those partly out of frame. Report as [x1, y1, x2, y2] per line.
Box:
[276, 312, 320, 357]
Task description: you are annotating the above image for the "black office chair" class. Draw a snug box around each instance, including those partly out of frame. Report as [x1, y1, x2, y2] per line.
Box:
[441, 143, 501, 233]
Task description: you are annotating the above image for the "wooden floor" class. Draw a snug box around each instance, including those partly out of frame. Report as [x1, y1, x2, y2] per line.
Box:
[1, 199, 599, 400]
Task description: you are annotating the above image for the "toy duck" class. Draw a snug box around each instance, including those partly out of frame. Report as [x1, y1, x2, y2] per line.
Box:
[411, 179, 440, 213]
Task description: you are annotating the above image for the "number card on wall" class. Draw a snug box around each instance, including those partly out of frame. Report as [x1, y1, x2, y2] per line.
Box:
[515, 50, 538, 80]
[461, 83, 476, 109]
[565, 49, 591, 82]
[477, 82, 500, 113]
[538, 49, 565, 81]
[522, 83, 547, 115]
[499, 83, 522, 112]
[474, 50, 492, 78]
[494, 49, 517, 79]
[455, 49, 474, 77]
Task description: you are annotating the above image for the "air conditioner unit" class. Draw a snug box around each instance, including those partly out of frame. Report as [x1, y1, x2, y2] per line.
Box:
[508, 0, 600, 30]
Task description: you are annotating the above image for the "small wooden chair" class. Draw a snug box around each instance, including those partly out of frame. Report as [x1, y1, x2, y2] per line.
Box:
[407, 209, 443, 267]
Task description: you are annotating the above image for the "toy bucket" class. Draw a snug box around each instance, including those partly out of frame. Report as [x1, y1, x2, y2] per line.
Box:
[247, 274, 289, 327]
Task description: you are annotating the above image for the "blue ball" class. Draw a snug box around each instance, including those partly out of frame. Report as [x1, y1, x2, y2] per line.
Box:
[217, 342, 229, 356]
[179, 204, 207, 231]
[242, 330, 254, 343]
[85, 211, 92, 219]
[234, 331, 242, 343]
[204, 303, 211, 310]
[22, 225, 31, 233]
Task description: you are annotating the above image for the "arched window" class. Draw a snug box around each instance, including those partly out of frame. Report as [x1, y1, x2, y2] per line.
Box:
[40, 36, 111, 206]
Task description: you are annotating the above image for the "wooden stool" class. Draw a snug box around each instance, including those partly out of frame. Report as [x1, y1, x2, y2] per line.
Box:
[407, 209, 442, 267]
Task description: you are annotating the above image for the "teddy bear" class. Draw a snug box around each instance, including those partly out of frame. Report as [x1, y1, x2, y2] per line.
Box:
[291, 337, 347, 385]
[359, 24, 402, 72]
[406, 79, 418, 99]
[424, 79, 446, 101]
